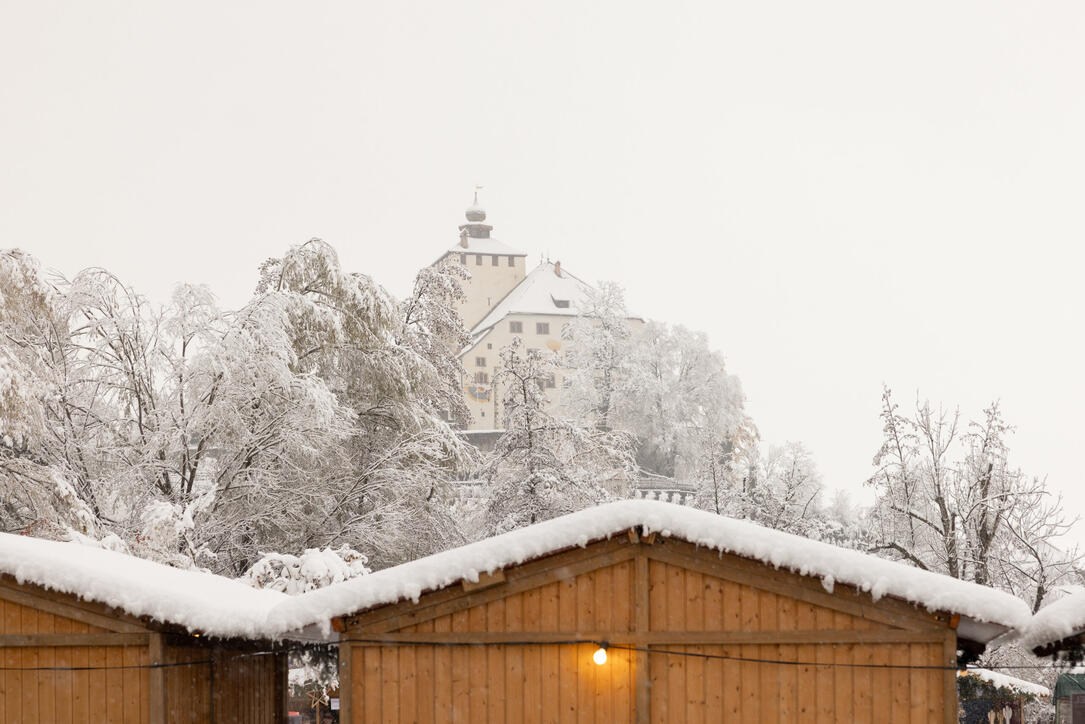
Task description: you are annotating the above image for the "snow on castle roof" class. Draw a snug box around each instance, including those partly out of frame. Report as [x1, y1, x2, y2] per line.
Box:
[268, 500, 1031, 637]
[0, 532, 288, 639]
[469, 261, 594, 335]
[1016, 588, 1085, 652]
[445, 236, 527, 257]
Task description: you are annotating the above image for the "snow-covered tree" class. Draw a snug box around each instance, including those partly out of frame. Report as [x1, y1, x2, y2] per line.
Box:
[398, 260, 472, 426]
[243, 545, 371, 594]
[0, 241, 476, 573]
[0, 251, 96, 537]
[560, 281, 633, 431]
[247, 240, 477, 567]
[482, 338, 635, 536]
[866, 386, 1080, 612]
[756, 442, 823, 533]
[618, 322, 753, 480]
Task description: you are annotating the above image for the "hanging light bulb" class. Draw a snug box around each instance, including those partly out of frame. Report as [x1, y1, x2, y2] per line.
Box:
[593, 644, 608, 666]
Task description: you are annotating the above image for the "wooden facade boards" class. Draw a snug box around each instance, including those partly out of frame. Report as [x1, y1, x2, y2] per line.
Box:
[338, 534, 960, 723]
[0, 576, 287, 724]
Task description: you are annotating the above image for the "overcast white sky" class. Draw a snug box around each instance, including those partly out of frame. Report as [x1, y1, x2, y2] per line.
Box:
[3, 2, 1083, 542]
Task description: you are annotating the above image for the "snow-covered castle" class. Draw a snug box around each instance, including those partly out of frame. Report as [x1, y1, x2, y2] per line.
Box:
[431, 196, 601, 431]
[433, 195, 696, 504]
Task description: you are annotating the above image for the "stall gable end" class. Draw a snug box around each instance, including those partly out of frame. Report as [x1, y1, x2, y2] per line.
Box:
[338, 532, 961, 724]
[0, 574, 286, 724]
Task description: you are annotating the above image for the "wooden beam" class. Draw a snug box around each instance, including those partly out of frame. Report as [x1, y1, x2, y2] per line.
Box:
[338, 629, 948, 646]
[634, 549, 650, 724]
[0, 633, 149, 647]
[356, 546, 637, 634]
[645, 544, 947, 633]
[461, 569, 505, 592]
[344, 537, 633, 631]
[149, 633, 166, 724]
[0, 578, 149, 633]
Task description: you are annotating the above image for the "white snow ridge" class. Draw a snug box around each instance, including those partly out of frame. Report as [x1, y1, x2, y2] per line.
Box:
[1, 501, 1032, 641]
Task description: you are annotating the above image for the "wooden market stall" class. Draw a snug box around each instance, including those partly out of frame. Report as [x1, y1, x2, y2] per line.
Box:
[1018, 590, 1085, 722]
[314, 500, 1029, 724]
[956, 667, 1049, 724]
[0, 533, 289, 723]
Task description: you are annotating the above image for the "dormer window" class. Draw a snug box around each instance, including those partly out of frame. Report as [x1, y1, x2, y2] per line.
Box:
[552, 296, 570, 309]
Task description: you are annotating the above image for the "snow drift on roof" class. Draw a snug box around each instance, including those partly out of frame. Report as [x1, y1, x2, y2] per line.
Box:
[270, 500, 1031, 636]
[958, 668, 1050, 697]
[446, 237, 526, 257]
[1, 501, 1031, 641]
[469, 261, 594, 334]
[1017, 588, 1085, 651]
[0, 532, 287, 639]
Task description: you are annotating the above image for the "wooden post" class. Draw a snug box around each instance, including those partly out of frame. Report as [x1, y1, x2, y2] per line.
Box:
[339, 640, 353, 724]
[943, 631, 958, 724]
[634, 547, 650, 724]
[276, 652, 289, 724]
[149, 633, 166, 724]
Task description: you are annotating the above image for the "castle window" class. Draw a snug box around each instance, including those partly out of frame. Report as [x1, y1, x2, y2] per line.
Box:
[536, 322, 550, 335]
[459, 253, 466, 264]
[475, 356, 486, 367]
[491, 255, 499, 266]
[507, 256, 515, 267]
[543, 374, 556, 389]
[509, 321, 523, 333]
[473, 371, 489, 384]
[475, 255, 483, 265]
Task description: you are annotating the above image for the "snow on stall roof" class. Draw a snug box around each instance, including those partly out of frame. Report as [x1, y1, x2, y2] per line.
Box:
[270, 500, 1031, 636]
[0, 532, 288, 639]
[1017, 588, 1085, 651]
[958, 668, 1051, 697]
[469, 261, 594, 334]
[446, 236, 527, 257]
[0, 502, 1033, 641]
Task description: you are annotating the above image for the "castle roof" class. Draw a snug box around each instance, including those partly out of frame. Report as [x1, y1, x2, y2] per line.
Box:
[469, 260, 593, 335]
[446, 236, 527, 257]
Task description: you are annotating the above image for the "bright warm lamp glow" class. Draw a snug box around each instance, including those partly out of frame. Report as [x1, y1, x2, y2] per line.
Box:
[593, 646, 608, 665]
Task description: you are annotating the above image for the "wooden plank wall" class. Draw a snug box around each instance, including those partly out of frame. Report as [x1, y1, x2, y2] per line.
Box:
[343, 541, 956, 723]
[643, 558, 946, 723]
[0, 597, 150, 724]
[164, 644, 284, 724]
[351, 559, 637, 724]
[212, 649, 285, 724]
[0, 595, 285, 724]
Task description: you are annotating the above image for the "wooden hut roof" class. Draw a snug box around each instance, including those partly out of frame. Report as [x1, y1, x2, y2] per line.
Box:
[1018, 588, 1085, 655]
[0, 531, 287, 638]
[272, 500, 1031, 642]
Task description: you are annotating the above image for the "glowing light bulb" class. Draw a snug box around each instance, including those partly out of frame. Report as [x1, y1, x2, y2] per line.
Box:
[593, 646, 608, 665]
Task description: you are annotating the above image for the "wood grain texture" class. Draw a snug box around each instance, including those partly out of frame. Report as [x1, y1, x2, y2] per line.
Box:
[329, 536, 964, 723]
